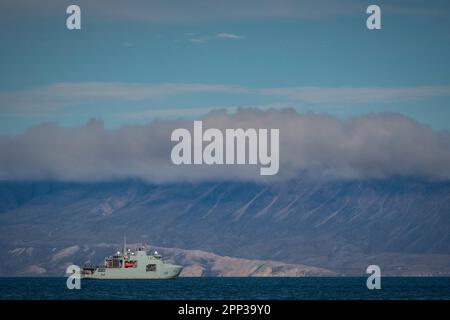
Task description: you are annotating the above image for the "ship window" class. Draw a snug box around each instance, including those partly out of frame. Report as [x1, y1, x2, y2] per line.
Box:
[112, 259, 122, 268]
[146, 264, 156, 272]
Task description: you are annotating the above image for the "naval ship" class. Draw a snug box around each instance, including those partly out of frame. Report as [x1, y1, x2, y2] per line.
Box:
[81, 241, 183, 279]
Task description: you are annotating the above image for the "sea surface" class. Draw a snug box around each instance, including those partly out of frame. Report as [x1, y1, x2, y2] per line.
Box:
[0, 277, 449, 300]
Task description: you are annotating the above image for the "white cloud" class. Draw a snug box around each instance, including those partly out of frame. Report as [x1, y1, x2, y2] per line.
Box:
[188, 37, 210, 44]
[3, 0, 445, 23]
[0, 0, 362, 23]
[216, 33, 245, 40]
[0, 83, 250, 113]
[186, 32, 245, 44]
[2, 83, 450, 114]
[1, 109, 449, 182]
[260, 86, 450, 104]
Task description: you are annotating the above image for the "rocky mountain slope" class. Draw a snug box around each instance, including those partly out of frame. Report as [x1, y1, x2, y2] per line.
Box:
[5, 243, 335, 277]
[0, 178, 449, 276]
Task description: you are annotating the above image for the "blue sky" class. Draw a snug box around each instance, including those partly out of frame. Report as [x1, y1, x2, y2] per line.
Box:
[1, 0, 450, 133]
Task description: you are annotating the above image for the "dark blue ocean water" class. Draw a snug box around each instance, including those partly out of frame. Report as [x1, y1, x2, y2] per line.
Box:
[0, 277, 449, 300]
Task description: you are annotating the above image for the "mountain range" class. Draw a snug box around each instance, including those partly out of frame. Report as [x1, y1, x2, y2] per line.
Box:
[0, 177, 449, 276]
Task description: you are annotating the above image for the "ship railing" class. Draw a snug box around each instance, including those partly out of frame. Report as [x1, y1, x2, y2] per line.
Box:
[82, 264, 103, 270]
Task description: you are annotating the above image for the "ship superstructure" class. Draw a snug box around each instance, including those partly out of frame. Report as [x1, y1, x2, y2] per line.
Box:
[81, 241, 182, 279]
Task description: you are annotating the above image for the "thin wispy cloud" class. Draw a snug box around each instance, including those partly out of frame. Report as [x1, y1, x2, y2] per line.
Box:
[216, 33, 245, 40]
[0, 83, 249, 112]
[0, 0, 360, 23]
[2, 83, 450, 114]
[2, 0, 445, 23]
[186, 32, 245, 43]
[188, 37, 210, 44]
[259, 86, 450, 104]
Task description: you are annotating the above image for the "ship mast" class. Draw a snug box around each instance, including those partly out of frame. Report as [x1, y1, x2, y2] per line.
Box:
[123, 236, 127, 255]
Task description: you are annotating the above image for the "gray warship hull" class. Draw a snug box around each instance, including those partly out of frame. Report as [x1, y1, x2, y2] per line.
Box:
[81, 245, 183, 280]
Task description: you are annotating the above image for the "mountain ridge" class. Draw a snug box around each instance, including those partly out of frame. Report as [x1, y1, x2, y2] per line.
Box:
[0, 177, 449, 276]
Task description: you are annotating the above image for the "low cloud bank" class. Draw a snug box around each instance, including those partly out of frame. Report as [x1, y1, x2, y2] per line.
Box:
[1, 108, 449, 182]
